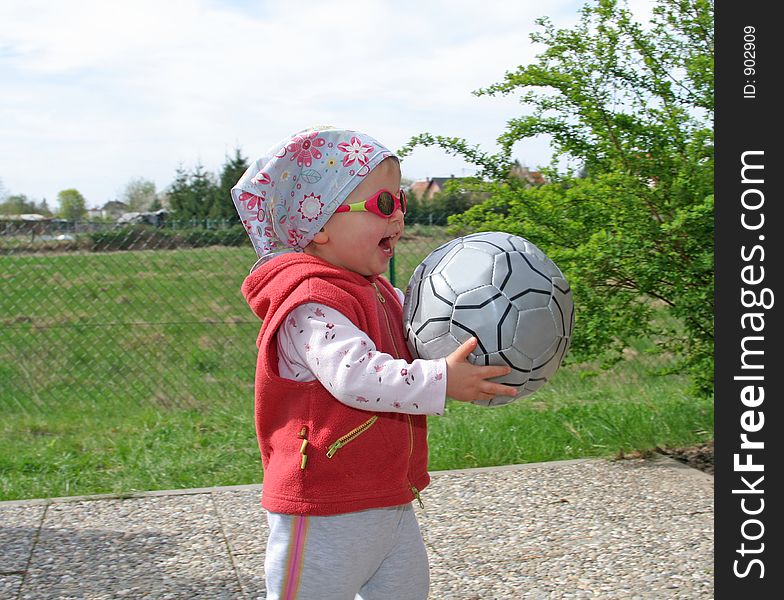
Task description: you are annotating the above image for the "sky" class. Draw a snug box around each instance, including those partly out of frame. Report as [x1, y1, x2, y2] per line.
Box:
[0, 0, 654, 210]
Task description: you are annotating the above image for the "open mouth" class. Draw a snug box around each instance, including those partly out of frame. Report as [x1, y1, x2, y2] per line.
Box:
[378, 235, 395, 257]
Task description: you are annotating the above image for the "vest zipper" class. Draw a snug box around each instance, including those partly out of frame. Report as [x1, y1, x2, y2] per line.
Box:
[326, 415, 378, 458]
[371, 282, 397, 353]
[411, 485, 424, 509]
[372, 281, 423, 508]
[372, 282, 386, 304]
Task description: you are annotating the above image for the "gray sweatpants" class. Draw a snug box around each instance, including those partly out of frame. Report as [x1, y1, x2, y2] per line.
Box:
[264, 503, 430, 600]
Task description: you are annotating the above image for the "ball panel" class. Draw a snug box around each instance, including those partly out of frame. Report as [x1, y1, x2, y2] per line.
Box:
[411, 315, 452, 344]
[426, 241, 464, 277]
[521, 377, 548, 394]
[417, 332, 461, 361]
[439, 247, 496, 295]
[549, 276, 575, 337]
[530, 336, 568, 381]
[514, 307, 558, 358]
[406, 272, 456, 332]
[453, 286, 518, 354]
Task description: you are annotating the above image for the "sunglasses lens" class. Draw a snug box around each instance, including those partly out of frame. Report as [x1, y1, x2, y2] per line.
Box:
[400, 190, 407, 214]
[376, 192, 394, 215]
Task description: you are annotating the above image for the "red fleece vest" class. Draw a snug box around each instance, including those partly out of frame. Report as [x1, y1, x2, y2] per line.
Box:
[241, 253, 430, 516]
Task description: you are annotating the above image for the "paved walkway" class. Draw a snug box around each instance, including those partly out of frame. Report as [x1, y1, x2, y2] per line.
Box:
[1, 456, 713, 599]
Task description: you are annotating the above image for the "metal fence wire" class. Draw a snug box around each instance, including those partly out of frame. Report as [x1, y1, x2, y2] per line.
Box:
[1, 218, 456, 414]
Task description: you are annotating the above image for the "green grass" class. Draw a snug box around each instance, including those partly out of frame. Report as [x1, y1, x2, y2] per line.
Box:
[0, 242, 713, 501]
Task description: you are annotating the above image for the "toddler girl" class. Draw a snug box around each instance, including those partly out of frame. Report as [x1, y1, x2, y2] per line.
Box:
[233, 126, 516, 600]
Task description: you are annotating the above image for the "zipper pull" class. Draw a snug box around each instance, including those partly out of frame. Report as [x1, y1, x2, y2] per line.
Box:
[326, 441, 343, 458]
[298, 427, 309, 470]
[372, 282, 386, 303]
[411, 486, 424, 509]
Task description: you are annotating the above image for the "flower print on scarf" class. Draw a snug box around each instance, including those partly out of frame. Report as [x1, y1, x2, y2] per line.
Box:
[338, 136, 374, 168]
[321, 154, 341, 176]
[286, 131, 326, 167]
[287, 228, 304, 246]
[252, 172, 271, 186]
[231, 128, 394, 265]
[238, 191, 263, 212]
[298, 192, 324, 222]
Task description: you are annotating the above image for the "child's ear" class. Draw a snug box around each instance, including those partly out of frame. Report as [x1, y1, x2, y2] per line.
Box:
[311, 230, 329, 245]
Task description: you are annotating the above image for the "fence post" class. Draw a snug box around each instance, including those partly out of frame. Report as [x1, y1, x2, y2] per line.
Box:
[389, 253, 396, 288]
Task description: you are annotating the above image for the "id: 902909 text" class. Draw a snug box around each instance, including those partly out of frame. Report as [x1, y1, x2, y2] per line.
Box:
[744, 26, 756, 99]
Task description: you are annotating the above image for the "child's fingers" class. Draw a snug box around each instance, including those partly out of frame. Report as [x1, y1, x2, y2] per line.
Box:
[450, 336, 478, 361]
[483, 382, 519, 397]
[475, 365, 517, 397]
[475, 364, 512, 379]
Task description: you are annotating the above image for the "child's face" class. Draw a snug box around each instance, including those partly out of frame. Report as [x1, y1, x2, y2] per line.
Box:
[306, 158, 404, 277]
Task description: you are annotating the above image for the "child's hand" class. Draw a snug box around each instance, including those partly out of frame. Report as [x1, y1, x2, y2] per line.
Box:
[445, 337, 519, 403]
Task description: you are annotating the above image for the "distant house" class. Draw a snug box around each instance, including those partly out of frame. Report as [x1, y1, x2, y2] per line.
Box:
[408, 176, 468, 201]
[409, 165, 546, 202]
[509, 162, 547, 187]
[100, 200, 129, 220]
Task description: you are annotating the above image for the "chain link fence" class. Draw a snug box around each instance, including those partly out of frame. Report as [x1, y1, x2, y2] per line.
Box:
[1, 217, 455, 416]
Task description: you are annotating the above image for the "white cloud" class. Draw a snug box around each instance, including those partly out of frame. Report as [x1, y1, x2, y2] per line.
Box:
[0, 0, 643, 208]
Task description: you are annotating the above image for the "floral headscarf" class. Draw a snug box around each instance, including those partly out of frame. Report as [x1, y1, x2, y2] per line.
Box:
[231, 126, 395, 270]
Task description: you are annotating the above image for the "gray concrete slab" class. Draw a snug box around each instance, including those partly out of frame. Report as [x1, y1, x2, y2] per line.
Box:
[0, 503, 45, 575]
[0, 456, 713, 599]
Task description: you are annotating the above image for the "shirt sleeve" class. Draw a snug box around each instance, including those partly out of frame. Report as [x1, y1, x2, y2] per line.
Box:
[277, 302, 447, 416]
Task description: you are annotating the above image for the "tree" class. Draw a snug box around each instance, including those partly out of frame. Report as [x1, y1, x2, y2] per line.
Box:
[399, 0, 714, 395]
[166, 163, 219, 221]
[121, 178, 158, 212]
[36, 198, 53, 216]
[57, 189, 88, 220]
[0, 194, 37, 215]
[189, 164, 219, 220]
[210, 147, 249, 223]
[166, 152, 249, 223]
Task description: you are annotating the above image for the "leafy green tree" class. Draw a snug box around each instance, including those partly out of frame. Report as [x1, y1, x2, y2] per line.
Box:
[400, 0, 714, 395]
[0, 194, 37, 215]
[121, 178, 158, 212]
[57, 189, 88, 220]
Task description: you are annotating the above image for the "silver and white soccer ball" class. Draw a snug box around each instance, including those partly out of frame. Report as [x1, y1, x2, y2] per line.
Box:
[403, 231, 574, 407]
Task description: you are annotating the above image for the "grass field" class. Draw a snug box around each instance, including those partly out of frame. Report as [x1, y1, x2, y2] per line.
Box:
[0, 239, 713, 501]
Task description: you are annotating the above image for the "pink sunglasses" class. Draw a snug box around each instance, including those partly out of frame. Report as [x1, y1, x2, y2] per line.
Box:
[335, 189, 407, 218]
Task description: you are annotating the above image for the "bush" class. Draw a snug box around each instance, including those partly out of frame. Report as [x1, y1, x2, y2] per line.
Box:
[89, 224, 249, 252]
